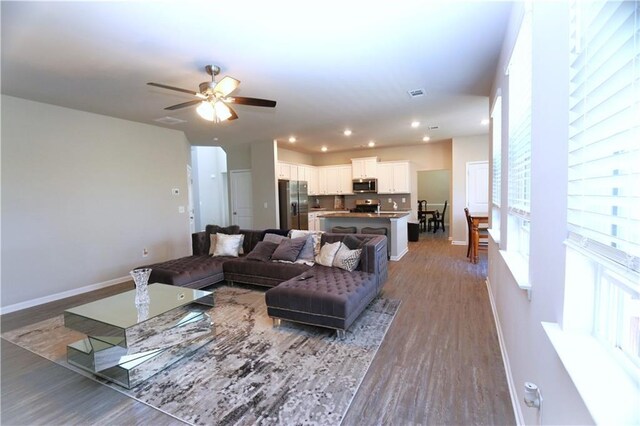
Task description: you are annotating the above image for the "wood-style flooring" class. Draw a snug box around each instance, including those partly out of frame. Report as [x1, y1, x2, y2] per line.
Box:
[1, 231, 514, 425]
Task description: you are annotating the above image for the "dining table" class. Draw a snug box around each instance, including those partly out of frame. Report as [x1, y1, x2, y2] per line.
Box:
[469, 212, 489, 264]
[417, 210, 436, 232]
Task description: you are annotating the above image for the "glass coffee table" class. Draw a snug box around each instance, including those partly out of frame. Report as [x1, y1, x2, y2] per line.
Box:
[64, 283, 214, 389]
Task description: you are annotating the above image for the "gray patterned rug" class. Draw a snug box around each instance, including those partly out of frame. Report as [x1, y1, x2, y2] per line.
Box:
[2, 286, 400, 425]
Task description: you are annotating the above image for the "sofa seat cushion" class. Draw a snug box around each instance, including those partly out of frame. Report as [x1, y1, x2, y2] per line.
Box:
[145, 255, 229, 287]
[264, 264, 378, 330]
[223, 258, 311, 287]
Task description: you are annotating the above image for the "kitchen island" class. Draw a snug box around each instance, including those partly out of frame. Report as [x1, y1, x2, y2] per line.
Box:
[318, 211, 409, 261]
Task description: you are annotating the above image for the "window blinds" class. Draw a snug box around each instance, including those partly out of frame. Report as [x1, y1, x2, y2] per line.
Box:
[568, 1, 640, 272]
[492, 96, 503, 207]
[507, 12, 532, 219]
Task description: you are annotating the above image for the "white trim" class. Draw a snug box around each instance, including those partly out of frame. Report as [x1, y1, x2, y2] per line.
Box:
[451, 240, 467, 246]
[499, 249, 531, 300]
[390, 246, 408, 261]
[0, 276, 130, 315]
[486, 278, 524, 426]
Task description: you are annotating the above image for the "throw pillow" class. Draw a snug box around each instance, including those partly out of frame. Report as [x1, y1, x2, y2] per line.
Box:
[263, 233, 287, 244]
[315, 241, 341, 267]
[213, 233, 243, 257]
[245, 241, 279, 262]
[290, 229, 324, 257]
[271, 236, 308, 263]
[205, 224, 240, 253]
[209, 232, 245, 255]
[293, 234, 315, 265]
[333, 244, 362, 272]
[208, 233, 218, 256]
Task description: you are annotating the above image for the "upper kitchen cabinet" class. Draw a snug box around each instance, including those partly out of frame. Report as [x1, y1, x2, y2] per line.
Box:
[351, 157, 378, 179]
[377, 161, 410, 194]
[318, 165, 353, 195]
[298, 165, 319, 195]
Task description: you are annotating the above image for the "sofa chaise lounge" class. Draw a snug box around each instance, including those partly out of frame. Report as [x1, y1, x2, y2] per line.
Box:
[140, 225, 388, 336]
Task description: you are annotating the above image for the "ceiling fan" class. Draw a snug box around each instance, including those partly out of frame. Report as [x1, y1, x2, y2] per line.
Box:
[147, 65, 277, 123]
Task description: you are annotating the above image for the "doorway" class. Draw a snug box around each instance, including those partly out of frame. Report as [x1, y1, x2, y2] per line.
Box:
[230, 169, 253, 228]
[417, 169, 452, 229]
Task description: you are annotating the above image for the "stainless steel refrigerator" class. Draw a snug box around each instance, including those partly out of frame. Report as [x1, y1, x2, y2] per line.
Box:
[278, 180, 308, 230]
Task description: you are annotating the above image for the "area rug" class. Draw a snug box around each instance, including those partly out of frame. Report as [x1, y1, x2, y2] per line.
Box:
[2, 286, 400, 425]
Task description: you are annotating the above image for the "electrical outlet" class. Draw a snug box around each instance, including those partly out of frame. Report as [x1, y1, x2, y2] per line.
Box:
[264, 202, 268, 208]
[142, 248, 149, 257]
[172, 188, 180, 195]
[402, 197, 406, 203]
[388, 198, 392, 203]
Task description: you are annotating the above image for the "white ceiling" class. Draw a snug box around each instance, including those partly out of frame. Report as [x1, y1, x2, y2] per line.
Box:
[1, 1, 512, 154]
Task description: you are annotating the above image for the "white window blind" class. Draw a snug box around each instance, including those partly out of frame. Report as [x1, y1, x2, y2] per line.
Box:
[568, 0, 640, 273]
[507, 12, 532, 220]
[492, 96, 503, 207]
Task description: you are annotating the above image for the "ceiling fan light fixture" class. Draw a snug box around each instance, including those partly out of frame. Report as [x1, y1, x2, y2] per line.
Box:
[196, 101, 215, 121]
[197, 100, 232, 122]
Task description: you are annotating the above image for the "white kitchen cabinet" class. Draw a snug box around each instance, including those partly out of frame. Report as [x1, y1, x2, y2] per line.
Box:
[377, 161, 410, 194]
[277, 162, 291, 180]
[304, 166, 319, 195]
[321, 165, 353, 195]
[351, 157, 378, 179]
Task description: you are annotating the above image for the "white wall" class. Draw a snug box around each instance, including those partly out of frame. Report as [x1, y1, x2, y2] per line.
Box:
[488, 3, 593, 425]
[251, 140, 279, 229]
[451, 135, 489, 243]
[1, 95, 192, 309]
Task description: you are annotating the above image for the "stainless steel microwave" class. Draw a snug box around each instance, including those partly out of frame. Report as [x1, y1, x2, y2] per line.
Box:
[352, 178, 377, 193]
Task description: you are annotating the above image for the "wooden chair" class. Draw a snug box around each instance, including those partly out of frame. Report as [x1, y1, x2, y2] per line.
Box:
[417, 200, 428, 232]
[331, 226, 357, 234]
[464, 207, 488, 259]
[428, 200, 448, 233]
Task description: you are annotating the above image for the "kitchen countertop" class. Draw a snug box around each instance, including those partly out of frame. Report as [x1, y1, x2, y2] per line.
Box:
[319, 212, 410, 219]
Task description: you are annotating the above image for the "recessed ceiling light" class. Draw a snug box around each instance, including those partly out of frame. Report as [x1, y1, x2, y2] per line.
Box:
[321, 146, 328, 152]
[411, 121, 420, 128]
[343, 129, 352, 136]
[213, 137, 219, 141]
[481, 119, 489, 126]
[422, 136, 431, 142]
[368, 141, 375, 147]
[288, 136, 296, 143]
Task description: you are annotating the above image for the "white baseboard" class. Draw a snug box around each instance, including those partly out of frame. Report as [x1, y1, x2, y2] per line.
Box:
[451, 240, 467, 246]
[0, 275, 131, 315]
[390, 247, 409, 261]
[485, 278, 524, 426]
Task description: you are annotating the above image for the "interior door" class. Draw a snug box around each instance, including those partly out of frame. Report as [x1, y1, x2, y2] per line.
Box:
[230, 170, 253, 228]
[466, 161, 489, 213]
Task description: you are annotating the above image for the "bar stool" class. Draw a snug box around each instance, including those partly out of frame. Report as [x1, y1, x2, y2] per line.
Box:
[360, 227, 388, 236]
[331, 226, 357, 234]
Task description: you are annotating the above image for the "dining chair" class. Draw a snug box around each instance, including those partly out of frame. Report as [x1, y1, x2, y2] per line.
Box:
[465, 207, 488, 259]
[417, 200, 428, 232]
[428, 200, 447, 233]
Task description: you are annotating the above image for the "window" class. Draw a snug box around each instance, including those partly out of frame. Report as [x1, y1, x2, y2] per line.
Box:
[491, 96, 503, 233]
[565, 0, 640, 374]
[506, 9, 532, 259]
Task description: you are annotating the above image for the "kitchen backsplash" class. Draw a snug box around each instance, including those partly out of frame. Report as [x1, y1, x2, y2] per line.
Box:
[313, 194, 412, 211]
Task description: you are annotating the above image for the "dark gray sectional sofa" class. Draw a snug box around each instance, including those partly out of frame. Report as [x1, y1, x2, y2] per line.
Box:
[140, 225, 388, 336]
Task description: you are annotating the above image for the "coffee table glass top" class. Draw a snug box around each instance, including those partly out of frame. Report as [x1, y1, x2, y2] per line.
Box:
[65, 283, 212, 329]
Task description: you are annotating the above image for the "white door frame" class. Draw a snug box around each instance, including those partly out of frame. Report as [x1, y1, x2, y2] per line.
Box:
[187, 165, 195, 234]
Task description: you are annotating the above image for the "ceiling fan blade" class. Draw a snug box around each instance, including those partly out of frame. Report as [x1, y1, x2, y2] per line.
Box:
[227, 104, 239, 121]
[227, 96, 277, 108]
[147, 82, 198, 96]
[214, 76, 240, 97]
[164, 99, 203, 110]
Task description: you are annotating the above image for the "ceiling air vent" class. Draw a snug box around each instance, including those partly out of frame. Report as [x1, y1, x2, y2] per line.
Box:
[427, 125, 440, 130]
[154, 116, 187, 125]
[407, 88, 425, 98]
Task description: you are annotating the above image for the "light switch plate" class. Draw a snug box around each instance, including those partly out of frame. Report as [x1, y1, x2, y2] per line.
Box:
[178, 206, 185, 213]
[172, 188, 180, 195]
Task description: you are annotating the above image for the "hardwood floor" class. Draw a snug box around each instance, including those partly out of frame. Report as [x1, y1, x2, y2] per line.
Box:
[1, 232, 513, 425]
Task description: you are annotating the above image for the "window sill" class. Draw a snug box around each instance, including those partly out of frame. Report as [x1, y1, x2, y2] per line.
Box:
[542, 322, 640, 425]
[488, 228, 500, 245]
[499, 249, 531, 299]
